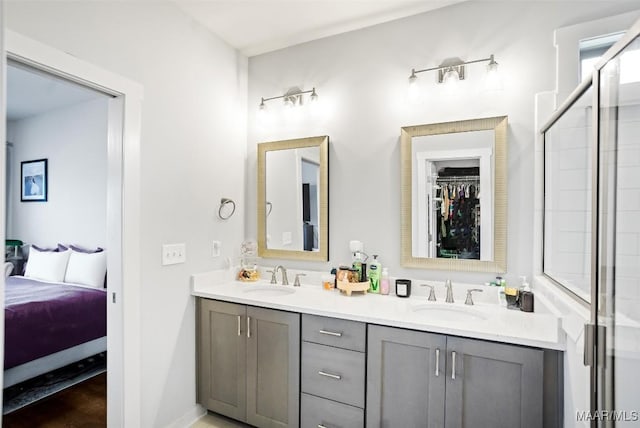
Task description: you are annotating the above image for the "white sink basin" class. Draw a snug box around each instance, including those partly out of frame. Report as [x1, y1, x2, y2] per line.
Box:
[410, 303, 488, 322]
[241, 285, 296, 297]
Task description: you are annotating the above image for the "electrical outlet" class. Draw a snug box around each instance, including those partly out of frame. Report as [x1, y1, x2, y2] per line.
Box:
[283, 231, 292, 245]
[162, 243, 186, 265]
[212, 240, 221, 257]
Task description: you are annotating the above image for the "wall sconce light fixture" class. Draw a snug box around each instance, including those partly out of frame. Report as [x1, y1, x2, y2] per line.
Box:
[408, 55, 501, 95]
[259, 86, 318, 112]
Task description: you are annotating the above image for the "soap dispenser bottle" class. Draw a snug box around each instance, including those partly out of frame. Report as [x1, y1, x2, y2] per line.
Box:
[519, 276, 534, 312]
[380, 267, 390, 295]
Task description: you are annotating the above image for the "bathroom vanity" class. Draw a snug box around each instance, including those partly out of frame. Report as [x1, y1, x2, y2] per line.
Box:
[193, 271, 563, 428]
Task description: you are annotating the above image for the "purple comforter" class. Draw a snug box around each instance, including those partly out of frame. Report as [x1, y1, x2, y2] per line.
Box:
[4, 276, 106, 369]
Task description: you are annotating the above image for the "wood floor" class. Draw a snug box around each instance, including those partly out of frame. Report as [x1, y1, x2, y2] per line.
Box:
[3, 373, 106, 428]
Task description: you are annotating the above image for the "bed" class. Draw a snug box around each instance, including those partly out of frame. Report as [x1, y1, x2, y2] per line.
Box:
[4, 275, 107, 388]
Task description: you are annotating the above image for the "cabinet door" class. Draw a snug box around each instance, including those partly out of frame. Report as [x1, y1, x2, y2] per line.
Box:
[198, 299, 247, 422]
[444, 337, 543, 428]
[367, 325, 446, 427]
[246, 306, 300, 428]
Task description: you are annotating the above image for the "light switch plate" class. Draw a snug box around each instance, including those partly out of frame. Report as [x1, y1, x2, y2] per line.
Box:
[212, 240, 221, 257]
[162, 243, 186, 265]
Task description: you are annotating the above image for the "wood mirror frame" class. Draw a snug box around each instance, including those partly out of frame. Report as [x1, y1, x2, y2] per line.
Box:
[257, 135, 329, 261]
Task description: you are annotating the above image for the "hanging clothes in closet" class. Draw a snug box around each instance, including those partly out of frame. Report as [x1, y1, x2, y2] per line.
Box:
[436, 177, 480, 260]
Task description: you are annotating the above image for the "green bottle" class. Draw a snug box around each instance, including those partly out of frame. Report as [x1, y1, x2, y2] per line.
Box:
[369, 255, 381, 293]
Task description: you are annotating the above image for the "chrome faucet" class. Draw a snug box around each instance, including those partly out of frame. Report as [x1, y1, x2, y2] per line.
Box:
[420, 284, 437, 301]
[293, 273, 306, 287]
[275, 265, 289, 285]
[464, 289, 484, 306]
[267, 269, 278, 284]
[445, 279, 454, 303]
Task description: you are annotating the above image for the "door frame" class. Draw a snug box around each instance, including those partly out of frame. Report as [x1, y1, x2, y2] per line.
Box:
[2, 30, 143, 426]
[415, 147, 493, 260]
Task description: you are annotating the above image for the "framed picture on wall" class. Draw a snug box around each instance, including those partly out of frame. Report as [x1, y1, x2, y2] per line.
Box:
[21, 159, 48, 202]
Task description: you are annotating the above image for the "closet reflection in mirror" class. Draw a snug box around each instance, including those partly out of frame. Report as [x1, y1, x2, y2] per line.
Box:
[258, 136, 329, 261]
[413, 131, 493, 260]
[401, 116, 507, 272]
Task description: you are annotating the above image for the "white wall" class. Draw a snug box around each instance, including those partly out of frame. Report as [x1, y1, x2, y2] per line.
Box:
[5, 2, 247, 427]
[246, 1, 640, 286]
[6, 98, 108, 249]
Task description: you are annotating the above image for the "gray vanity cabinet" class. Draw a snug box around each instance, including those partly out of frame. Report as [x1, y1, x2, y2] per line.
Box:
[198, 299, 246, 421]
[300, 314, 366, 428]
[444, 337, 543, 428]
[367, 325, 447, 427]
[367, 325, 544, 428]
[198, 299, 300, 428]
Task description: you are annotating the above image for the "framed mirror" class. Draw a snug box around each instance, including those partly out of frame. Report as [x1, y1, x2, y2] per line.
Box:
[401, 116, 507, 272]
[258, 136, 329, 261]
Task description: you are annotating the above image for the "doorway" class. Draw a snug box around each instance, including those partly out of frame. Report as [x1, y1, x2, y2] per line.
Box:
[2, 30, 143, 426]
[3, 59, 111, 421]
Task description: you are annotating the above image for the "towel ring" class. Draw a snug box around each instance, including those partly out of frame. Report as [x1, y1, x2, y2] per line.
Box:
[218, 198, 236, 220]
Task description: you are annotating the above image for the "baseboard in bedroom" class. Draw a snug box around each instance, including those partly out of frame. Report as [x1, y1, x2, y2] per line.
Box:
[3, 352, 106, 415]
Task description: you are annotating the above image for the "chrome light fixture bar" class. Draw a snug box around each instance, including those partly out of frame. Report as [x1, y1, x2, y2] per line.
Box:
[259, 86, 318, 110]
[409, 54, 498, 84]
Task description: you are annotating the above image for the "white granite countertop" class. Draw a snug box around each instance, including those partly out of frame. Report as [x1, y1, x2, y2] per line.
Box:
[192, 269, 564, 351]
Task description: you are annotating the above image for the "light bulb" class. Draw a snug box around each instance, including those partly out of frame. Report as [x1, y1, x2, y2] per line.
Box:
[309, 92, 321, 117]
[443, 67, 459, 85]
[257, 102, 270, 126]
[485, 55, 503, 91]
[407, 71, 420, 104]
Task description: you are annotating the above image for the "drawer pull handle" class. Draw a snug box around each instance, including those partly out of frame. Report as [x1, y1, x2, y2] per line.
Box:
[318, 370, 342, 380]
[247, 316, 251, 338]
[318, 425, 328, 428]
[237, 315, 241, 336]
[435, 348, 440, 377]
[452, 351, 456, 380]
[319, 329, 342, 337]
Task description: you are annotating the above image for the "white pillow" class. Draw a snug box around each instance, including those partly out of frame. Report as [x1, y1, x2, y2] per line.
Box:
[64, 250, 107, 288]
[24, 248, 71, 282]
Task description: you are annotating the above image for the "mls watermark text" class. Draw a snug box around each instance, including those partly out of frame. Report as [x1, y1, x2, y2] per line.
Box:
[577, 410, 639, 422]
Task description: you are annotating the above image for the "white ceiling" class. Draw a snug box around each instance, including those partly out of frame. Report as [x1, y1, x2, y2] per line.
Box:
[7, 63, 106, 122]
[175, 0, 464, 57]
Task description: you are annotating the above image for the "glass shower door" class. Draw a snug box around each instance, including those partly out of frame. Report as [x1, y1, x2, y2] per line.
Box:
[597, 29, 640, 426]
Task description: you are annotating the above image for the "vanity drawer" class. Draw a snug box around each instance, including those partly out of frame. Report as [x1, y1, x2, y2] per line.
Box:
[301, 393, 364, 428]
[301, 342, 365, 408]
[302, 314, 366, 352]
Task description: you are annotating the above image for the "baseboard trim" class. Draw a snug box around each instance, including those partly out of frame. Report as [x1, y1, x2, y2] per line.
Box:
[165, 404, 206, 428]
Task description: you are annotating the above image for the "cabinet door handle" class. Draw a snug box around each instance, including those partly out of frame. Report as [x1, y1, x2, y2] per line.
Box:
[435, 348, 440, 377]
[247, 316, 251, 338]
[237, 315, 241, 336]
[452, 351, 456, 380]
[319, 329, 342, 337]
[318, 370, 342, 380]
[317, 425, 328, 428]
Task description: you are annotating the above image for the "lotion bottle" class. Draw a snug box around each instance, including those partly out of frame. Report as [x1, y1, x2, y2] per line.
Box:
[352, 252, 363, 281]
[380, 267, 390, 295]
[519, 276, 534, 312]
[368, 255, 381, 293]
